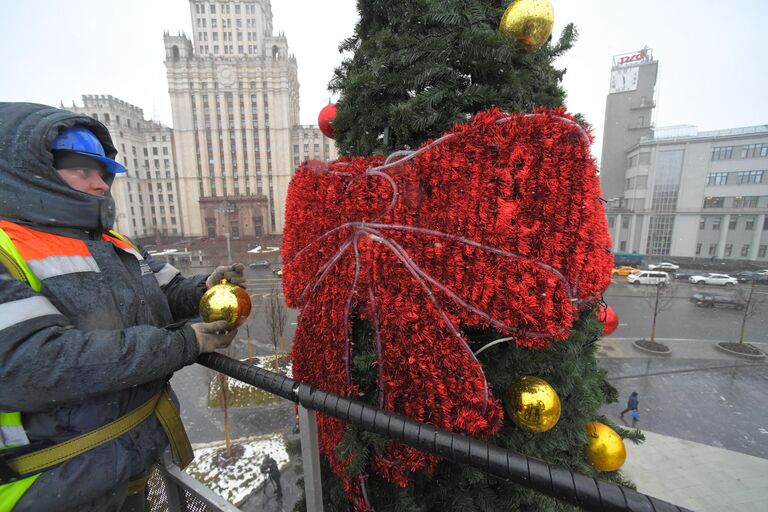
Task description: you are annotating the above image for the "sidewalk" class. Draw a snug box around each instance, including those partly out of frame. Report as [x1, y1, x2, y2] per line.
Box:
[598, 336, 768, 511]
[598, 337, 768, 360]
[622, 430, 768, 512]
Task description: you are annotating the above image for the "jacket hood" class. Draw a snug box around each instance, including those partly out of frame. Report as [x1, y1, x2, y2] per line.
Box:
[0, 102, 118, 233]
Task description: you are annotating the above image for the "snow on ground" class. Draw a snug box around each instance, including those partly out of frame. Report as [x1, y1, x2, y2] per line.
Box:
[185, 433, 289, 506]
[247, 246, 280, 254]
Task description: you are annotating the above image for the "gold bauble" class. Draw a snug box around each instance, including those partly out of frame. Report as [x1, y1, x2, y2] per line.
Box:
[499, 0, 555, 51]
[583, 422, 626, 472]
[199, 279, 252, 328]
[504, 376, 561, 432]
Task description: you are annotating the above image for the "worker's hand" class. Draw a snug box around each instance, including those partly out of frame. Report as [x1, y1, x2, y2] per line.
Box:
[191, 320, 238, 353]
[206, 263, 246, 289]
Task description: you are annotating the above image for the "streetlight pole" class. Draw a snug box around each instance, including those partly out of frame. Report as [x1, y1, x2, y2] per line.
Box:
[220, 201, 235, 265]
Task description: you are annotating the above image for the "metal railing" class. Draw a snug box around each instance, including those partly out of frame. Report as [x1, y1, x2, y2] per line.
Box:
[191, 353, 693, 512]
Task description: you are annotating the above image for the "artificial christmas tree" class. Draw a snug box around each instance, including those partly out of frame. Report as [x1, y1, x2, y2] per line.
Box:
[283, 2, 640, 510]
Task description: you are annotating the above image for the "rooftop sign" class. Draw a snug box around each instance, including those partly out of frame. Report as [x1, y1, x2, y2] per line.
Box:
[612, 48, 653, 68]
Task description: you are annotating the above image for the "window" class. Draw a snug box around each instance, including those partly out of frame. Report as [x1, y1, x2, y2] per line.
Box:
[746, 219, 755, 231]
[741, 244, 750, 257]
[711, 146, 733, 160]
[729, 218, 737, 230]
[706, 172, 728, 186]
[608, 217, 615, 229]
[209, 4, 215, 14]
[712, 218, 721, 230]
[732, 196, 759, 208]
[696, 243, 702, 255]
[708, 244, 717, 256]
[759, 245, 767, 258]
[703, 196, 725, 208]
[741, 143, 768, 158]
[764, 217, 768, 230]
[699, 219, 706, 230]
[725, 244, 733, 257]
[622, 217, 630, 229]
[636, 175, 648, 189]
[619, 241, 627, 252]
[735, 170, 763, 184]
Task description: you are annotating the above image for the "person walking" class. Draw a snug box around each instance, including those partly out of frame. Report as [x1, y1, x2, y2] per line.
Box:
[0, 102, 246, 512]
[260, 454, 282, 498]
[620, 391, 640, 426]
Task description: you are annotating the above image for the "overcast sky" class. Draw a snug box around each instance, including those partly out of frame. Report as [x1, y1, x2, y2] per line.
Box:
[2, 1, 766, 154]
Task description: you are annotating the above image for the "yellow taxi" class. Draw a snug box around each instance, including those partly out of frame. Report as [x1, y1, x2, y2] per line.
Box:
[612, 266, 640, 276]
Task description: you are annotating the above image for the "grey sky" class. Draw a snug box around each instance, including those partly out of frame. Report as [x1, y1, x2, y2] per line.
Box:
[2, 1, 765, 154]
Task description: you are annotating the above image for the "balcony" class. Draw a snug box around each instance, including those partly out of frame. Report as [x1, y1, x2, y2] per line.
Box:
[630, 100, 656, 110]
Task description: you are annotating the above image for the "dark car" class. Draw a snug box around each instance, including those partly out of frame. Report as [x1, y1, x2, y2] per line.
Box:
[249, 260, 270, 268]
[674, 269, 699, 280]
[693, 294, 745, 310]
[732, 271, 768, 284]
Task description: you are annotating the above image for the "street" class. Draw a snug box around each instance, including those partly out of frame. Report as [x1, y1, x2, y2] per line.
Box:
[604, 278, 768, 343]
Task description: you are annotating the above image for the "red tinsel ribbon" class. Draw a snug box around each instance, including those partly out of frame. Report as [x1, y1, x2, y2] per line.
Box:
[282, 107, 613, 506]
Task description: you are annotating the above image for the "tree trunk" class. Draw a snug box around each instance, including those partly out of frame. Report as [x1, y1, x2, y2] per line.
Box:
[246, 324, 253, 360]
[738, 282, 755, 345]
[218, 373, 232, 459]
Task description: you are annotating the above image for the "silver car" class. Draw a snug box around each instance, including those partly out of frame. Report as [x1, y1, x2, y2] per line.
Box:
[688, 273, 738, 286]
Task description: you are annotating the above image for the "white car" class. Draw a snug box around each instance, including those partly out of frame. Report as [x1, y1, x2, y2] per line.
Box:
[688, 273, 738, 286]
[626, 271, 670, 286]
[647, 262, 680, 271]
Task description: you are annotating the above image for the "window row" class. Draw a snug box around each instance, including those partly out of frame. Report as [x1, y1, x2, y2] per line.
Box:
[699, 216, 766, 231]
[194, 3, 257, 15]
[702, 195, 762, 209]
[711, 143, 768, 161]
[706, 170, 764, 186]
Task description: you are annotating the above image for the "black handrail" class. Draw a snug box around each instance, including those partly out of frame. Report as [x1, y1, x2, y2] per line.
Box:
[198, 353, 692, 512]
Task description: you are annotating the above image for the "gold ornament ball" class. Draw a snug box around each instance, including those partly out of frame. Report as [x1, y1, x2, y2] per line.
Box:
[199, 279, 252, 328]
[583, 422, 627, 472]
[499, 0, 555, 51]
[504, 376, 561, 432]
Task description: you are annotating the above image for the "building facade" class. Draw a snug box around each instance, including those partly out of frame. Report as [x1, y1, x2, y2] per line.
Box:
[163, 0, 338, 240]
[607, 126, 768, 262]
[69, 95, 182, 242]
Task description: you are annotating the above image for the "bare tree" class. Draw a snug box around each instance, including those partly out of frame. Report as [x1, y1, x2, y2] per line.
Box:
[734, 281, 767, 345]
[266, 287, 287, 372]
[638, 282, 676, 351]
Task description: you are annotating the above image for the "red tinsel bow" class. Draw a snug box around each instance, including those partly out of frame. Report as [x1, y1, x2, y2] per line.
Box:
[282, 107, 613, 500]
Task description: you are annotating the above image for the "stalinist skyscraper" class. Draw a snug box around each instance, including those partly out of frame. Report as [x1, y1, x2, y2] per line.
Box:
[164, 0, 336, 239]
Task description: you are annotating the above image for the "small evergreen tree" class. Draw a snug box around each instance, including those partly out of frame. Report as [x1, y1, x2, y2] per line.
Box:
[297, 1, 640, 510]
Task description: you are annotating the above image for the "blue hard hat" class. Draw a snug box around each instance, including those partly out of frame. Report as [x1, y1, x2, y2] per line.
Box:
[51, 126, 126, 174]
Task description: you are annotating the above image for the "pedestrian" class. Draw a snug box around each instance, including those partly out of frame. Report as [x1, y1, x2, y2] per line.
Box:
[620, 391, 640, 426]
[260, 454, 282, 498]
[0, 102, 247, 512]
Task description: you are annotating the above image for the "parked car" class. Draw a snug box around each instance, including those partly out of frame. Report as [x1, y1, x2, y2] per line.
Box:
[693, 294, 745, 310]
[673, 269, 699, 280]
[272, 267, 283, 277]
[688, 273, 738, 286]
[249, 260, 270, 268]
[647, 262, 680, 272]
[612, 266, 639, 276]
[731, 270, 768, 283]
[626, 270, 670, 286]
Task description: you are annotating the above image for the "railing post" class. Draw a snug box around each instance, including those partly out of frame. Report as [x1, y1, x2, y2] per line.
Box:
[298, 404, 324, 512]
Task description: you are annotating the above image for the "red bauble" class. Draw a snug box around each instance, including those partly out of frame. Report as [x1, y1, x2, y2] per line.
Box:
[597, 303, 619, 336]
[318, 103, 337, 139]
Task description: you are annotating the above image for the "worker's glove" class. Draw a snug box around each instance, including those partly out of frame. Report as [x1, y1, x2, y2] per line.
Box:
[191, 320, 238, 353]
[206, 263, 246, 289]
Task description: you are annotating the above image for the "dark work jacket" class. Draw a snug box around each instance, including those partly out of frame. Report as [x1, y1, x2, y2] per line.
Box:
[0, 103, 207, 511]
